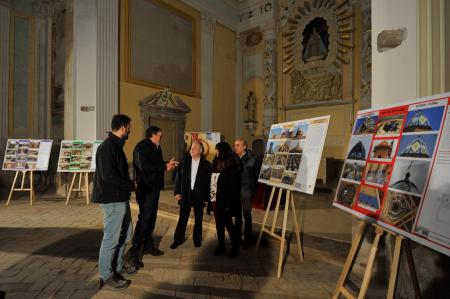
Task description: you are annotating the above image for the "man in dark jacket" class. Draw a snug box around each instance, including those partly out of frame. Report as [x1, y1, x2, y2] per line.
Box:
[128, 126, 177, 266]
[170, 141, 211, 249]
[234, 138, 258, 248]
[92, 114, 136, 290]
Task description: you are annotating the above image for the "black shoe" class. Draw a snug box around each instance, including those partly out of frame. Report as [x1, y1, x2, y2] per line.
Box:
[194, 241, 201, 248]
[117, 265, 138, 278]
[129, 257, 144, 268]
[99, 275, 130, 290]
[228, 247, 239, 258]
[144, 248, 164, 256]
[213, 245, 226, 256]
[170, 242, 180, 249]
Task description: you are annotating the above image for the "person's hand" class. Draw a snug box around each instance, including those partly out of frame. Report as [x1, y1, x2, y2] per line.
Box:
[175, 194, 182, 200]
[166, 157, 179, 170]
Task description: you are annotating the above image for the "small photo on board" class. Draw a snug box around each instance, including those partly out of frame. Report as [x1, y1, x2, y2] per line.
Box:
[274, 154, 288, 167]
[285, 154, 302, 172]
[263, 154, 275, 165]
[292, 123, 309, 139]
[277, 141, 290, 153]
[354, 115, 378, 135]
[375, 114, 405, 135]
[15, 162, 27, 169]
[59, 164, 69, 171]
[62, 150, 72, 157]
[389, 159, 431, 195]
[72, 143, 83, 149]
[270, 166, 284, 180]
[59, 157, 70, 164]
[265, 141, 280, 155]
[3, 162, 16, 169]
[259, 165, 272, 180]
[347, 135, 372, 161]
[403, 106, 445, 132]
[370, 139, 398, 161]
[80, 163, 91, 170]
[341, 161, 365, 182]
[380, 190, 421, 231]
[280, 127, 291, 138]
[72, 149, 82, 156]
[281, 171, 297, 185]
[335, 181, 359, 208]
[268, 128, 282, 139]
[288, 140, 303, 153]
[4, 156, 16, 163]
[29, 141, 40, 149]
[62, 142, 73, 149]
[17, 148, 28, 155]
[357, 185, 384, 212]
[83, 143, 93, 149]
[6, 149, 17, 155]
[397, 133, 438, 158]
[27, 156, 38, 162]
[364, 163, 392, 186]
[7, 141, 18, 149]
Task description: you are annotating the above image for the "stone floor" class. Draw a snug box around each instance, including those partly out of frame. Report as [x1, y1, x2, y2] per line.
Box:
[0, 188, 395, 299]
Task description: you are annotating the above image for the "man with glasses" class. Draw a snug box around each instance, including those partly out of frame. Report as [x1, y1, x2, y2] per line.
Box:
[128, 126, 178, 267]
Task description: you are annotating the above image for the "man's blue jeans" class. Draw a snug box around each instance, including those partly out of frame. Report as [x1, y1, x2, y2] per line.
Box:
[98, 201, 133, 280]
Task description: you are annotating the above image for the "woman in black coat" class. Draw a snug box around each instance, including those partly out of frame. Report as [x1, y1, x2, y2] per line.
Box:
[210, 142, 242, 258]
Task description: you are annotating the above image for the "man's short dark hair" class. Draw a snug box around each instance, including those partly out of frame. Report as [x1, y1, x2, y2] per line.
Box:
[111, 114, 131, 131]
[145, 126, 162, 138]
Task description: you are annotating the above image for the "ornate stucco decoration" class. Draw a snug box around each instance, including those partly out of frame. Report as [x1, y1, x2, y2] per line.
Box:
[139, 88, 191, 122]
[282, 0, 354, 104]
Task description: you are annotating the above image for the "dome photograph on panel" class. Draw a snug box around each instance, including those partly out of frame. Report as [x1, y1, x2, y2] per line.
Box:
[375, 114, 405, 135]
[389, 159, 431, 195]
[347, 136, 372, 161]
[354, 115, 378, 135]
[397, 134, 438, 158]
[403, 106, 445, 132]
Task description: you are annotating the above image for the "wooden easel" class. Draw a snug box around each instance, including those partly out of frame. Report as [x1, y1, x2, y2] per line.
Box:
[66, 172, 90, 205]
[255, 186, 304, 278]
[332, 220, 421, 299]
[6, 170, 36, 206]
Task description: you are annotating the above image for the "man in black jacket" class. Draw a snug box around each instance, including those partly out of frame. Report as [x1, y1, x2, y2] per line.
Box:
[92, 114, 136, 290]
[234, 138, 258, 249]
[170, 141, 211, 249]
[128, 126, 177, 266]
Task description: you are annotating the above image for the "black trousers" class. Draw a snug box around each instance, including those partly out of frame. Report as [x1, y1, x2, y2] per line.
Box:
[131, 186, 160, 254]
[212, 202, 238, 248]
[236, 194, 253, 241]
[173, 203, 204, 244]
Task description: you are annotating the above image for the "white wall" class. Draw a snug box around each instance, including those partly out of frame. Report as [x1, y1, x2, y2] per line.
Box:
[73, 0, 97, 140]
[371, 0, 418, 108]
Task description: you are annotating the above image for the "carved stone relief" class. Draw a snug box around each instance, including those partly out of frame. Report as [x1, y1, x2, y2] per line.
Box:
[281, 0, 355, 105]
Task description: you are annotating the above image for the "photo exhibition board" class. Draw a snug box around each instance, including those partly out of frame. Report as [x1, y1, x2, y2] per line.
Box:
[333, 93, 450, 256]
[57, 140, 102, 172]
[3, 139, 53, 171]
[258, 115, 330, 194]
[184, 132, 221, 162]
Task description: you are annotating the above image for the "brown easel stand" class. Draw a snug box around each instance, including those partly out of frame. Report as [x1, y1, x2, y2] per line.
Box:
[66, 172, 90, 205]
[6, 170, 36, 206]
[332, 220, 421, 299]
[255, 186, 304, 278]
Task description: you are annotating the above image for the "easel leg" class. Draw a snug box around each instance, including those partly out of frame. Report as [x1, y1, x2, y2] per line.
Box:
[256, 186, 276, 251]
[6, 171, 19, 206]
[290, 192, 304, 262]
[358, 227, 384, 299]
[29, 171, 34, 206]
[271, 188, 283, 234]
[66, 173, 77, 205]
[277, 190, 290, 278]
[84, 173, 90, 205]
[387, 235, 403, 299]
[332, 220, 367, 299]
[77, 172, 82, 197]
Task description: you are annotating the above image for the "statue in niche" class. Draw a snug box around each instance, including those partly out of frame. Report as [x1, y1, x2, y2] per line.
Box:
[302, 18, 329, 63]
[245, 91, 257, 121]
